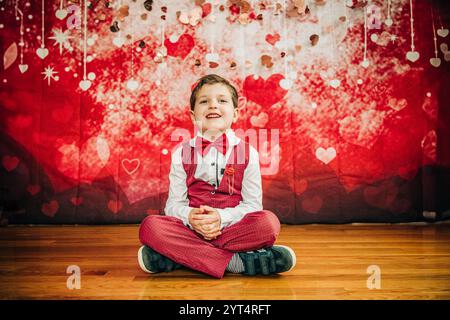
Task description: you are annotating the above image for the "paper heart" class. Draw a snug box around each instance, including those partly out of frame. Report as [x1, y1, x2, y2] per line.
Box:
[437, 28, 449, 38]
[384, 18, 393, 27]
[122, 158, 140, 175]
[79, 79, 91, 91]
[301, 196, 323, 214]
[41, 200, 59, 217]
[164, 33, 195, 59]
[279, 78, 293, 90]
[113, 36, 125, 47]
[295, 179, 308, 195]
[329, 79, 340, 88]
[363, 181, 398, 209]
[338, 110, 384, 149]
[406, 51, 420, 62]
[96, 136, 110, 165]
[2, 155, 20, 172]
[108, 200, 123, 214]
[205, 52, 219, 62]
[360, 59, 370, 68]
[243, 74, 288, 108]
[36, 47, 49, 59]
[315, 147, 336, 165]
[250, 112, 269, 128]
[18, 64, 28, 73]
[440, 43, 448, 54]
[265, 33, 281, 46]
[55, 9, 68, 20]
[430, 57, 441, 68]
[370, 34, 378, 42]
[126, 79, 139, 91]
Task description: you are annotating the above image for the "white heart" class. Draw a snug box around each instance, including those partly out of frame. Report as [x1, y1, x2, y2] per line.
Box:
[205, 53, 219, 62]
[329, 79, 340, 89]
[126, 79, 139, 91]
[445, 52, 450, 62]
[113, 36, 125, 48]
[279, 78, 293, 90]
[55, 9, 68, 20]
[18, 64, 28, 73]
[360, 59, 370, 68]
[437, 28, 449, 38]
[430, 57, 441, 68]
[36, 47, 49, 59]
[370, 34, 378, 42]
[315, 147, 337, 165]
[406, 51, 420, 62]
[384, 18, 393, 27]
[440, 43, 448, 54]
[79, 79, 91, 91]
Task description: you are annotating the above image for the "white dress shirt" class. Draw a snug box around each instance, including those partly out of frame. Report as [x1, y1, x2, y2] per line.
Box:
[164, 128, 263, 230]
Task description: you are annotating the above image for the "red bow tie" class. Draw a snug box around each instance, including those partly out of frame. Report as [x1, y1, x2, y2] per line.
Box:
[196, 133, 229, 156]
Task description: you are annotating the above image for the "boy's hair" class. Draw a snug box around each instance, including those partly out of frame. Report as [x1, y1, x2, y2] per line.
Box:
[190, 74, 238, 111]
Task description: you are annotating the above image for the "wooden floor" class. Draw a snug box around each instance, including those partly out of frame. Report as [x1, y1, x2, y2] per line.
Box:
[0, 223, 449, 299]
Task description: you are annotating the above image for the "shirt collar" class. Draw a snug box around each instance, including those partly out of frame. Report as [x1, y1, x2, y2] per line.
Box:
[189, 128, 240, 147]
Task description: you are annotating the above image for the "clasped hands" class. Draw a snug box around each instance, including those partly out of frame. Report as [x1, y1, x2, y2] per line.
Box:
[188, 205, 222, 241]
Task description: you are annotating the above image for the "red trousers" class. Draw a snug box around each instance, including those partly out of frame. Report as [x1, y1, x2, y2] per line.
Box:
[139, 210, 280, 278]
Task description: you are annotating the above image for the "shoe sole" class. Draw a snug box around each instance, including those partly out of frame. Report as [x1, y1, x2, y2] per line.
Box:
[137, 246, 155, 274]
[274, 245, 297, 272]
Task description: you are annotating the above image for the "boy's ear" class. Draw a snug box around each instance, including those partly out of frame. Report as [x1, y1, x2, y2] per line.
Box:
[237, 96, 247, 111]
[189, 109, 196, 124]
[232, 106, 240, 124]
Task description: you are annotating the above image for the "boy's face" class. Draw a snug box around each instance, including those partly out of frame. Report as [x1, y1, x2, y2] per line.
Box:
[190, 83, 239, 136]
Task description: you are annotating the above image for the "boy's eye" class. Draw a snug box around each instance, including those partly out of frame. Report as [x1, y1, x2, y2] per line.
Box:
[199, 101, 207, 104]
[220, 100, 228, 103]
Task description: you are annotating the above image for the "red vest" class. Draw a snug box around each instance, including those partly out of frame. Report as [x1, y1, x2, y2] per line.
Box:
[182, 140, 250, 209]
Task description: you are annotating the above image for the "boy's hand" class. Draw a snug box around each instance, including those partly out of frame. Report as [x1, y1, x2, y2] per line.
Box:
[188, 205, 222, 240]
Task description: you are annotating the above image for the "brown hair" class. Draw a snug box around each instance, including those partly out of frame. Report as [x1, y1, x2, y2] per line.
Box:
[190, 74, 238, 111]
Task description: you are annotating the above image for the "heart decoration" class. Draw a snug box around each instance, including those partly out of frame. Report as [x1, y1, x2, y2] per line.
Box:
[250, 112, 269, 128]
[2, 155, 20, 172]
[18, 64, 28, 73]
[243, 74, 288, 108]
[55, 9, 68, 20]
[79, 79, 91, 91]
[205, 52, 219, 62]
[430, 57, 441, 68]
[122, 158, 140, 175]
[440, 43, 448, 54]
[384, 18, 393, 27]
[164, 33, 195, 59]
[301, 196, 323, 214]
[71, 196, 83, 206]
[315, 147, 337, 165]
[27, 184, 41, 196]
[41, 200, 59, 217]
[406, 51, 420, 62]
[108, 200, 123, 214]
[127, 79, 139, 91]
[265, 33, 281, 46]
[36, 47, 49, 59]
[437, 28, 449, 38]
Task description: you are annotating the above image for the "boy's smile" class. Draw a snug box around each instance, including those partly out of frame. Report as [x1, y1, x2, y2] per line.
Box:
[191, 83, 239, 140]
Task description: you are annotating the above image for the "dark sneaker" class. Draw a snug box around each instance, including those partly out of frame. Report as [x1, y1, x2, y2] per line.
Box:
[238, 245, 296, 276]
[137, 245, 182, 273]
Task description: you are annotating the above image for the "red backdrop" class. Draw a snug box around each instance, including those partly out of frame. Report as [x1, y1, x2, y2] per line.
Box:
[1, 0, 450, 224]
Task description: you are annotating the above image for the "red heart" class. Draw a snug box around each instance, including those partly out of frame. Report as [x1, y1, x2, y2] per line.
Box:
[121, 158, 140, 175]
[164, 34, 195, 59]
[71, 196, 83, 206]
[201, 3, 212, 17]
[27, 184, 41, 195]
[265, 33, 280, 46]
[243, 74, 287, 109]
[250, 112, 269, 128]
[108, 200, 122, 214]
[363, 181, 398, 209]
[42, 200, 59, 217]
[301, 196, 323, 214]
[2, 155, 20, 172]
[295, 179, 308, 195]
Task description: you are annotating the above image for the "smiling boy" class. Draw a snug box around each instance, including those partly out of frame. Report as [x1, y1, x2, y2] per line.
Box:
[138, 74, 296, 278]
